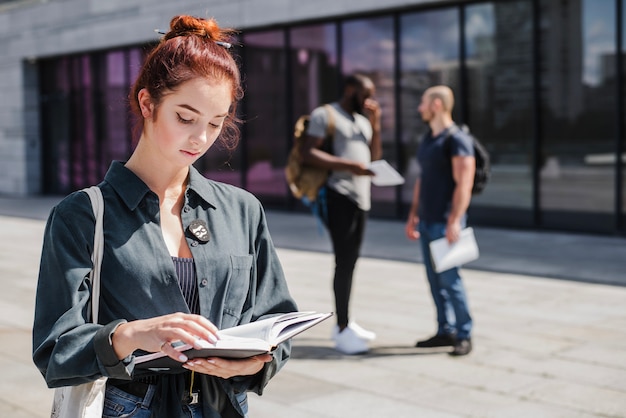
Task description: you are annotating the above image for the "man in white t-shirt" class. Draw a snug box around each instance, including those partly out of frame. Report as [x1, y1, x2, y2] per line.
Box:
[301, 74, 382, 354]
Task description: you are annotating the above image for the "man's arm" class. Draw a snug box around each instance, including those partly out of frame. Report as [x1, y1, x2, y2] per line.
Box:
[405, 178, 421, 240]
[446, 155, 475, 242]
[364, 99, 382, 161]
[300, 135, 372, 175]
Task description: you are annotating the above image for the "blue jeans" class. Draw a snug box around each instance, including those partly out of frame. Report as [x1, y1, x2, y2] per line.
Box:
[419, 221, 473, 340]
[103, 384, 248, 418]
[103, 385, 204, 418]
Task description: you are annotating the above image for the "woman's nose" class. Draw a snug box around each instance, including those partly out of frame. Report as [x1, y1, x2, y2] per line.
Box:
[191, 129, 208, 145]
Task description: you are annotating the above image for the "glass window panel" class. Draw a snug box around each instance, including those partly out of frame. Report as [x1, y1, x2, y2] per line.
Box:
[85, 55, 99, 187]
[41, 47, 145, 194]
[465, 2, 534, 216]
[399, 9, 460, 207]
[40, 57, 71, 194]
[539, 0, 617, 231]
[103, 50, 131, 164]
[69, 56, 89, 190]
[289, 24, 338, 124]
[240, 30, 288, 197]
[342, 16, 396, 212]
[622, 0, 626, 230]
[192, 36, 244, 187]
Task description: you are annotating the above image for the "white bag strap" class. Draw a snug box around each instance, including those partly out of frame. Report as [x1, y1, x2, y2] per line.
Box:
[82, 186, 104, 325]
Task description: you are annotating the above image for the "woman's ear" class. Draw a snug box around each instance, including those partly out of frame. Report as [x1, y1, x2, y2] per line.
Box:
[137, 88, 154, 119]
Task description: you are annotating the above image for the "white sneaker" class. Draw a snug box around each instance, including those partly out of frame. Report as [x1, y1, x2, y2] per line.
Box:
[332, 321, 377, 341]
[348, 321, 377, 341]
[334, 327, 369, 355]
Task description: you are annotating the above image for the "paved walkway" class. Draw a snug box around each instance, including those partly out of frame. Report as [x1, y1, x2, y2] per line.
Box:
[0, 196, 625, 417]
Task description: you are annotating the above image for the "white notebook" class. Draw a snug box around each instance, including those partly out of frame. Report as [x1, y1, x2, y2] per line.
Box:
[429, 227, 479, 273]
[369, 160, 405, 186]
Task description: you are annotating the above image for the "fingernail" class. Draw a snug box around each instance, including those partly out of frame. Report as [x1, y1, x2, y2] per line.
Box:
[208, 334, 218, 343]
[179, 354, 188, 362]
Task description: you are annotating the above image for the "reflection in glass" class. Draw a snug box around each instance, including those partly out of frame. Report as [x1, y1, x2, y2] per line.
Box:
[539, 0, 616, 231]
[290, 24, 338, 120]
[102, 51, 131, 168]
[399, 9, 460, 206]
[193, 39, 243, 187]
[465, 2, 534, 213]
[40, 58, 69, 193]
[240, 30, 288, 197]
[41, 48, 143, 195]
[342, 17, 396, 210]
[622, 0, 626, 229]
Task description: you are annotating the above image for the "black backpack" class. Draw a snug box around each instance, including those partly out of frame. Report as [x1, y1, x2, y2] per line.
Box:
[446, 124, 491, 195]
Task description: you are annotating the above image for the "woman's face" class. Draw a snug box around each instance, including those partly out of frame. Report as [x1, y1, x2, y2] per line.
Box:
[139, 77, 232, 167]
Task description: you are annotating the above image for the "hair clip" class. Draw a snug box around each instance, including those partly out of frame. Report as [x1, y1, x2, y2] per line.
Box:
[215, 41, 232, 49]
[154, 29, 232, 49]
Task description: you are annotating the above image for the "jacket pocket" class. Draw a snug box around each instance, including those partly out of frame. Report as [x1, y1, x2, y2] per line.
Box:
[222, 255, 254, 323]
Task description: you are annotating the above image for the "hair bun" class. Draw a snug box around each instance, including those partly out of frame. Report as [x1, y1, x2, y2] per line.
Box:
[165, 15, 222, 42]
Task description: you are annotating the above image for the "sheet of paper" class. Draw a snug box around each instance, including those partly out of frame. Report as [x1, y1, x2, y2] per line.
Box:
[369, 160, 405, 186]
[429, 227, 480, 273]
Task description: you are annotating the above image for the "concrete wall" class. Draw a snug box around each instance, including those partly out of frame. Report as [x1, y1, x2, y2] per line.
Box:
[0, 0, 440, 196]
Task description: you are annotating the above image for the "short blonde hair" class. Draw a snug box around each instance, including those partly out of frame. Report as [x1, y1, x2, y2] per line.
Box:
[425, 85, 454, 113]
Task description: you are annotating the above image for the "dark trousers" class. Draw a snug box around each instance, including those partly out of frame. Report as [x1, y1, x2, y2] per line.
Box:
[322, 187, 367, 328]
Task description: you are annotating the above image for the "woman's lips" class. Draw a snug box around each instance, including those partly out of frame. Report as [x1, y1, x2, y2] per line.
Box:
[181, 150, 201, 157]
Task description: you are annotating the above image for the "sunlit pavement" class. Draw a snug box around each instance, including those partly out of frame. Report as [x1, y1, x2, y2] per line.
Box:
[1, 196, 625, 417]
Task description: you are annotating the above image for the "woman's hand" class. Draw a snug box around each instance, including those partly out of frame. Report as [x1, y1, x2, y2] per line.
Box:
[183, 354, 273, 379]
[111, 312, 220, 362]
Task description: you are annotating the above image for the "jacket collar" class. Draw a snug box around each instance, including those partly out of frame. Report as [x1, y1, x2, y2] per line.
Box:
[186, 164, 217, 210]
[104, 161, 216, 211]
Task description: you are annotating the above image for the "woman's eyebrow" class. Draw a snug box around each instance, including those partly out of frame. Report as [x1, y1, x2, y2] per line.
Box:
[177, 104, 202, 115]
[177, 104, 228, 118]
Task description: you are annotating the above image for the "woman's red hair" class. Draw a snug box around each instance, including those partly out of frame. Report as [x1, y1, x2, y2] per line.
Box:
[129, 15, 243, 151]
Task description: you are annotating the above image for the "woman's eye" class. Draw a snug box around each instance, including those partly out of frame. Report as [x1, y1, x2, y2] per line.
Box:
[209, 122, 221, 129]
[177, 113, 193, 124]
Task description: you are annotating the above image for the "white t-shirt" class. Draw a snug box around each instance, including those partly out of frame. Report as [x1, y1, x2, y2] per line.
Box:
[306, 102, 373, 211]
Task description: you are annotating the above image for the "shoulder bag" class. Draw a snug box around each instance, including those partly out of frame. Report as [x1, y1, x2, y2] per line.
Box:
[50, 186, 107, 418]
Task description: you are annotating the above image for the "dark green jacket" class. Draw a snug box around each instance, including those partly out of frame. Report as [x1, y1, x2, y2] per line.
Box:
[33, 161, 298, 417]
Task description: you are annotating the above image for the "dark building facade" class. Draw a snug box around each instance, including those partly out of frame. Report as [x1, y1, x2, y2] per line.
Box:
[27, 0, 626, 235]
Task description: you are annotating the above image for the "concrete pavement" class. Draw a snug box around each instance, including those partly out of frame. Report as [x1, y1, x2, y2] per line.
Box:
[0, 195, 625, 417]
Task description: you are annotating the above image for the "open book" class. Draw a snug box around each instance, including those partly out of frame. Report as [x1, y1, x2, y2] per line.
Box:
[135, 311, 333, 370]
[429, 227, 479, 273]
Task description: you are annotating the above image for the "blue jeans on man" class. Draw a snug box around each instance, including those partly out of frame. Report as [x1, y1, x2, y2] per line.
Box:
[418, 221, 473, 342]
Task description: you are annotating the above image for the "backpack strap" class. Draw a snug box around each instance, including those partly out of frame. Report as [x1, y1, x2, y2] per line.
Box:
[443, 123, 466, 158]
[323, 104, 336, 139]
[82, 185, 104, 324]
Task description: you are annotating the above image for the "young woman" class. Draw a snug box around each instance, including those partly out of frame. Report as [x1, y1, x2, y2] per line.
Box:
[33, 15, 297, 418]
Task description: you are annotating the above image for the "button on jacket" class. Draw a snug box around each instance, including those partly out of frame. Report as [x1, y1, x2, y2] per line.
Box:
[33, 161, 298, 417]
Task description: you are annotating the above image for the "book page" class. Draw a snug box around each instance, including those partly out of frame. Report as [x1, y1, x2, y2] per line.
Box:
[218, 312, 330, 345]
[218, 315, 280, 341]
[268, 312, 333, 345]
